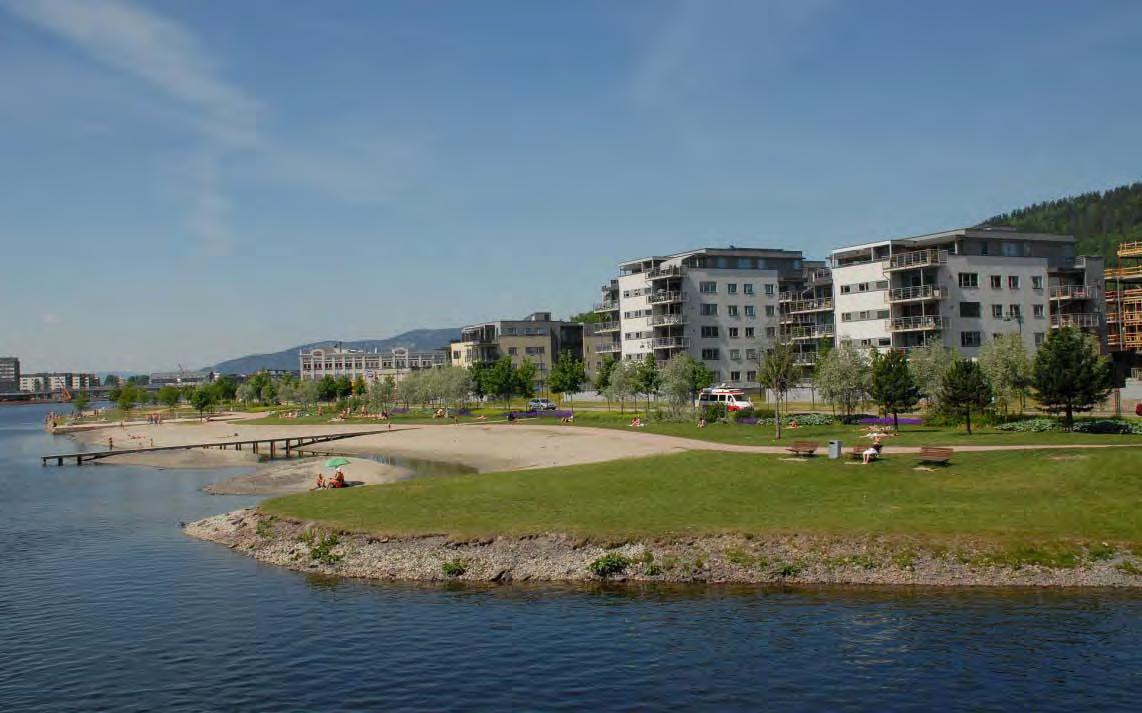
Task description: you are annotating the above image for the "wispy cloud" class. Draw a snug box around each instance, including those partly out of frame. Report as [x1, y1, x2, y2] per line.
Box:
[629, 0, 839, 107]
[2, 0, 258, 254]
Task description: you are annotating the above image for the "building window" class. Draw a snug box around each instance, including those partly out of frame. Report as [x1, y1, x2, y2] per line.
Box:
[700, 326, 720, 338]
[959, 273, 979, 288]
[729, 349, 741, 360]
[508, 347, 518, 355]
[960, 302, 981, 318]
[746, 348, 758, 361]
[1031, 275, 1043, 290]
[743, 284, 755, 295]
[878, 338, 892, 347]
[875, 280, 889, 290]
[764, 284, 775, 295]
[747, 370, 757, 381]
[700, 303, 718, 316]
[745, 327, 755, 338]
[1009, 304, 1022, 318]
[840, 284, 852, 294]
[991, 304, 1003, 318]
[1008, 275, 1021, 289]
[701, 348, 720, 360]
[1003, 242, 1022, 257]
[730, 370, 741, 381]
[961, 331, 982, 347]
[991, 275, 1002, 289]
[1033, 303, 1045, 318]
[452, 351, 460, 360]
[727, 283, 738, 294]
[728, 327, 739, 338]
[765, 305, 776, 317]
[699, 281, 717, 294]
[1034, 332, 1045, 347]
[504, 327, 518, 335]
[744, 305, 756, 318]
[525, 346, 545, 355]
[766, 327, 776, 337]
[728, 305, 740, 317]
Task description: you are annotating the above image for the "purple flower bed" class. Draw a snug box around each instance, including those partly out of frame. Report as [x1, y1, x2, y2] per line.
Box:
[737, 417, 760, 425]
[505, 410, 574, 419]
[391, 408, 410, 414]
[858, 417, 923, 426]
[456, 409, 472, 416]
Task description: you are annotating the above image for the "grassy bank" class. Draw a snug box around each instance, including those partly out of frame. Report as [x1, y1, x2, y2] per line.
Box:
[263, 448, 1142, 555]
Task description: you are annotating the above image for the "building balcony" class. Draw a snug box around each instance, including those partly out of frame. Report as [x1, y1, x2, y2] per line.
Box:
[783, 297, 833, 314]
[593, 321, 620, 334]
[886, 285, 946, 303]
[645, 265, 683, 280]
[1105, 265, 1142, 281]
[794, 353, 818, 366]
[1050, 313, 1101, 329]
[1118, 241, 1142, 259]
[886, 315, 949, 332]
[786, 325, 835, 340]
[592, 301, 619, 312]
[595, 342, 622, 354]
[647, 336, 690, 349]
[884, 249, 948, 272]
[811, 268, 833, 284]
[647, 290, 685, 304]
[1049, 284, 1098, 300]
[648, 314, 687, 326]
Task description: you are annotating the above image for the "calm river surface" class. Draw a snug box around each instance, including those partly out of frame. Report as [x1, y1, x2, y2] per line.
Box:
[1, 403, 1139, 712]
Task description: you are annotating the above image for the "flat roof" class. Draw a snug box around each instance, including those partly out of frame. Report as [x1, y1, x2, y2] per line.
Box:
[830, 226, 1075, 256]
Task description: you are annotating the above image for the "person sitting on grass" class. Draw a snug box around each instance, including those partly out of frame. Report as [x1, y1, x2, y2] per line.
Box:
[697, 417, 706, 429]
[561, 415, 574, 424]
[314, 473, 326, 490]
[630, 417, 644, 428]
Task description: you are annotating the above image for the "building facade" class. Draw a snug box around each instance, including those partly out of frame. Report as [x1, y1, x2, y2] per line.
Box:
[1, 356, 22, 393]
[149, 370, 215, 387]
[597, 248, 809, 386]
[830, 227, 1105, 357]
[450, 312, 588, 390]
[1106, 240, 1142, 360]
[299, 345, 447, 383]
[18, 372, 99, 393]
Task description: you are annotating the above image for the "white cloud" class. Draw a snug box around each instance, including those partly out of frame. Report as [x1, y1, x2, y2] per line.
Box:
[3, 0, 257, 254]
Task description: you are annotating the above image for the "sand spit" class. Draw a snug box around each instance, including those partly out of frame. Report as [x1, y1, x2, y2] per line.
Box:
[185, 509, 1142, 588]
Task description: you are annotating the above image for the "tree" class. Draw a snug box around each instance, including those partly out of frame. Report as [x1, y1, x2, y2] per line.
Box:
[548, 353, 586, 411]
[978, 333, 1030, 415]
[514, 360, 538, 400]
[317, 375, 338, 403]
[908, 339, 957, 409]
[1031, 326, 1114, 427]
[298, 379, 321, 408]
[213, 375, 238, 403]
[352, 375, 368, 398]
[157, 385, 182, 413]
[189, 384, 217, 417]
[593, 356, 618, 407]
[868, 349, 920, 430]
[757, 342, 798, 439]
[660, 354, 715, 416]
[483, 356, 518, 409]
[567, 311, 603, 324]
[940, 359, 993, 435]
[634, 353, 660, 413]
[368, 375, 397, 413]
[604, 359, 637, 414]
[814, 340, 868, 422]
[116, 383, 141, 419]
[72, 390, 90, 415]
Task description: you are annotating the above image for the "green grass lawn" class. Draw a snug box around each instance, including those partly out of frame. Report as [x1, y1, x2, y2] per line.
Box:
[262, 448, 1142, 549]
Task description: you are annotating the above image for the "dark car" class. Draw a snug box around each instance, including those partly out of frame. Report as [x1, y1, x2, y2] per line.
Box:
[1136, 402, 1142, 417]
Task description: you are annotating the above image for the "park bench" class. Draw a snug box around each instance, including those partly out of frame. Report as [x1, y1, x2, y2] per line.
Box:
[786, 441, 819, 457]
[848, 446, 867, 460]
[917, 446, 953, 465]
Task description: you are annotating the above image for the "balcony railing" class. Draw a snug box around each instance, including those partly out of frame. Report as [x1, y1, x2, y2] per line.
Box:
[1050, 313, 1101, 328]
[1105, 265, 1142, 280]
[794, 353, 818, 366]
[1048, 284, 1098, 300]
[886, 285, 945, 303]
[648, 314, 687, 326]
[1118, 241, 1142, 259]
[885, 249, 948, 271]
[593, 321, 620, 334]
[647, 337, 690, 349]
[647, 290, 685, 304]
[594, 342, 622, 353]
[592, 301, 619, 312]
[645, 265, 682, 280]
[786, 325, 835, 340]
[886, 315, 949, 332]
[785, 298, 833, 313]
[811, 268, 832, 283]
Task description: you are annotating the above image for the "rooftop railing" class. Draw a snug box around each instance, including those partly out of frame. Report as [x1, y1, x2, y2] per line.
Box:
[1105, 265, 1142, 280]
[1118, 241, 1142, 259]
[645, 265, 683, 280]
[885, 249, 948, 271]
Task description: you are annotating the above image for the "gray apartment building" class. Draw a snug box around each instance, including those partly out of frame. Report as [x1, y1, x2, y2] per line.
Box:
[450, 312, 591, 389]
[0, 356, 19, 394]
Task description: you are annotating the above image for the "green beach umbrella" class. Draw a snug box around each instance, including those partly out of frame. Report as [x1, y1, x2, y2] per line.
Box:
[324, 456, 350, 468]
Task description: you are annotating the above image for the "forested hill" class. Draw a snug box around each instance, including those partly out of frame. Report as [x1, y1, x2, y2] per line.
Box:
[979, 181, 1142, 264]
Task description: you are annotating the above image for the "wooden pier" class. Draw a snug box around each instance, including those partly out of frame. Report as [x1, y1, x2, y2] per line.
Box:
[41, 429, 390, 466]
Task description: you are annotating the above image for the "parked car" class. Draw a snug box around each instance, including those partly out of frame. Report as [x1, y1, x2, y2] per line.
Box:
[1136, 402, 1142, 417]
[527, 398, 558, 411]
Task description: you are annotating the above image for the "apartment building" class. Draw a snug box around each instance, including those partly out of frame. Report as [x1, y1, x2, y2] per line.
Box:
[299, 345, 447, 383]
[450, 312, 588, 388]
[830, 227, 1105, 357]
[1106, 240, 1142, 360]
[18, 372, 99, 393]
[0, 356, 19, 393]
[597, 247, 809, 386]
[778, 260, 835, 372]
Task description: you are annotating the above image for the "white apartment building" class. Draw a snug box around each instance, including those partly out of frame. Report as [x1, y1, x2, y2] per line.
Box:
[299, 345, 447, 382]
[18, 372, 99, 393]
[596, 247, 809, 386]
[830, 227, 1105, 357]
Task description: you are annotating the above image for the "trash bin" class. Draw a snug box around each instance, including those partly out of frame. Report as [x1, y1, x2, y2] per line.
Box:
[828, 440, 843, 459]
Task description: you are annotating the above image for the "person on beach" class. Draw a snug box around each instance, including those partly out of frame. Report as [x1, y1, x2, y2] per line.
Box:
[107, 436, 114, 451]
[329, 470, 346, 488]
[314, 473, 326, 490]
[507, 412, 516, 423]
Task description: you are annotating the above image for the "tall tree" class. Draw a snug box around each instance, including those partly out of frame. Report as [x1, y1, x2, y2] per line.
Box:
[940, 359, 993, 435]
[660, 354, 715, 416]
[213, 374, 238, 403]
[604, 359, 637, 414]
[868, 349, 920, 430]
[814, 340, 868, 421]
[1031, 326, 1114, 427]
[593, 356, 618, 408]
[908, 339, 957, 409]
[547, 353, 586, 411]
[72, 390, 90, 415]
[634, 353, 660, 413]
[484, 356, 518, 409]
[157, 385, 182, 413]
[515, 360, 538, 400]
[189, 384, 217, 417]
[757, 342, 798, 439]
[978, 333, 1030, 415]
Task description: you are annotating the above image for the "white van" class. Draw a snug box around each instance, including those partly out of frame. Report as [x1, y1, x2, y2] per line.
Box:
[696, 385, 754, 412]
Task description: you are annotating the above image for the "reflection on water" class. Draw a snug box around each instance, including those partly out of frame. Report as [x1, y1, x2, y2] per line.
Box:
[0, 403, 1139, 712]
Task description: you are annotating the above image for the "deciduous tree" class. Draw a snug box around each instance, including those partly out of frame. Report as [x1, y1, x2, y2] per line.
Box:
[979, 333, 1030, 415]
[548, 353, 586, 411]
[908, 339, 956, 409]
[757, 342, 798, 439]
[814, 340, 868, 421]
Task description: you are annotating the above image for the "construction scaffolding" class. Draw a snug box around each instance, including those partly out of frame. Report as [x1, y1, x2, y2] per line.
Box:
[1106, 240, 1142, 352]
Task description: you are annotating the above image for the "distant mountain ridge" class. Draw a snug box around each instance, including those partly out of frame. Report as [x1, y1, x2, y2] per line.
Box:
[210, 328, 461, 374]
[979, 181, 1142, 264]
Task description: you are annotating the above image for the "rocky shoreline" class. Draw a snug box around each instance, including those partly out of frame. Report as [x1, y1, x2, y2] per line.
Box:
[185, 509, 1142, 588]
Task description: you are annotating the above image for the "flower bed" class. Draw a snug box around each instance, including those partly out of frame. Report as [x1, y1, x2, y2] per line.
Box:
[858, 417, 924, 426]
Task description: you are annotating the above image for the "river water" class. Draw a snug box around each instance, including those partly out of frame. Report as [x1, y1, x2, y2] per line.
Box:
[1, 403, 1138, 712]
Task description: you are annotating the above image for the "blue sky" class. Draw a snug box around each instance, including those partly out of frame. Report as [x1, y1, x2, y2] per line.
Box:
[1, 0, 1139, 373]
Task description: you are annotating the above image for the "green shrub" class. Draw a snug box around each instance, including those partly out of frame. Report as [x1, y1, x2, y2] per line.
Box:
[442, 558, 468, 577]
[309, 532, 343, 565]
[724, 548, 756, 567]
[643, 563, 663, 576]
[256, 516, 277, 539]
[1116, 560, 1141, 576]
[588, 553, 631, 577]
[774, 560, 803, 577]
